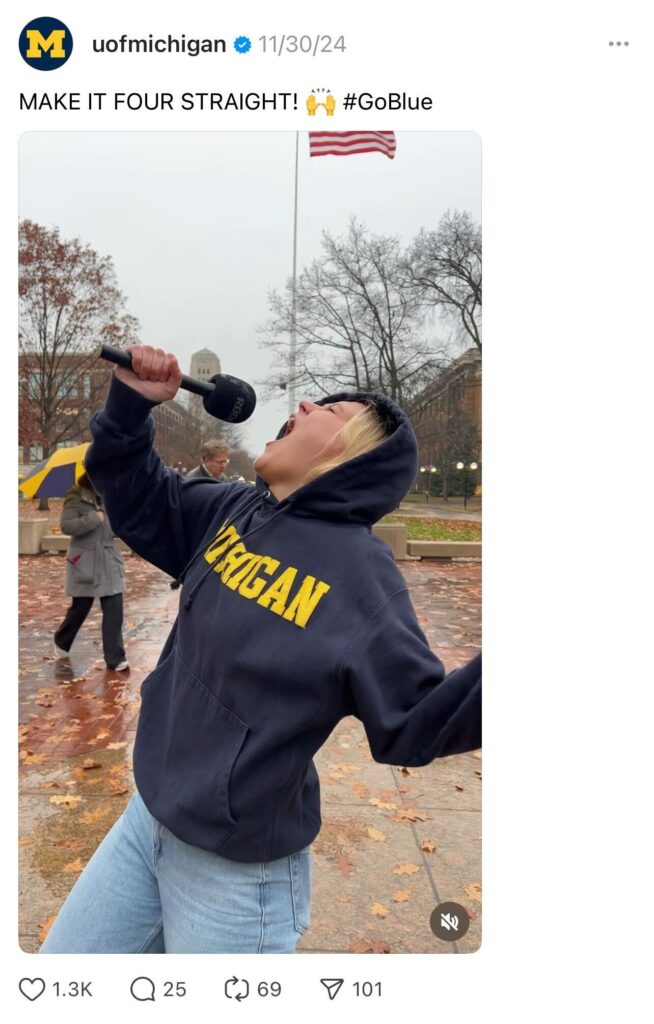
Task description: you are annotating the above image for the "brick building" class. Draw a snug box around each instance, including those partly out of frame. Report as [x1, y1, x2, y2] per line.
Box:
[19, 351, 205, 471]
[409, 348, 482, 481]
[18, 354, 114, 463]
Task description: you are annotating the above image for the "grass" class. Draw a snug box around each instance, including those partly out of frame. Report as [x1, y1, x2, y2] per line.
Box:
[381, 515, 482, 541]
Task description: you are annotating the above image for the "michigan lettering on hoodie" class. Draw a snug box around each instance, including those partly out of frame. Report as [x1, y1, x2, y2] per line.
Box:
[203, 522, 331, 628]
[86, 375, 481, 864]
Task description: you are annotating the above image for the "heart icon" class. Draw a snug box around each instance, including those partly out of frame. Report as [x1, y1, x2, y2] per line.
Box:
[19, 977, 46, 1001]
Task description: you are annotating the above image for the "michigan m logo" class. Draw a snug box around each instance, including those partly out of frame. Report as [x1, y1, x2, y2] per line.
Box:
[19, 18, 73, 70]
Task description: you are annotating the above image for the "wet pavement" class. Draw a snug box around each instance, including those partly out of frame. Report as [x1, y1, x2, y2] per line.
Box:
[19, 553, 481, 955]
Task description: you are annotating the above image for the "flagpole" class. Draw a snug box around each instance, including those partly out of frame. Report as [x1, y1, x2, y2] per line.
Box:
[289, 130, 299, 415]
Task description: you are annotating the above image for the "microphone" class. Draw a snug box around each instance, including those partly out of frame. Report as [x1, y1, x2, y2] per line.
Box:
[99, 344, 256, 423]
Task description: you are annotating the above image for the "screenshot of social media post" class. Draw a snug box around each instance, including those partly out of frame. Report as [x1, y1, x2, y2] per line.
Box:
[9, 1, 652, 1020]
[18, 129, 482, 960]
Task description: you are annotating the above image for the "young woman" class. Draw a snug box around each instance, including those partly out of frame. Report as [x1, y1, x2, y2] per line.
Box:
[40, 345, 481, 954]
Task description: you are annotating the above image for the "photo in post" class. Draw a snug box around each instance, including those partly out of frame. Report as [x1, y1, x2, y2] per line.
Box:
[18, 131, 481, 954]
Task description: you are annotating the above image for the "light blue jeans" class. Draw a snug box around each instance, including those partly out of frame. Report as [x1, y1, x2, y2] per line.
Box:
[39, 790, 312, 954]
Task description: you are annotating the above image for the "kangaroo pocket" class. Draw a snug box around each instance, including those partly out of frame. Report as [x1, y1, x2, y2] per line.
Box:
[133, 649, 249, 853]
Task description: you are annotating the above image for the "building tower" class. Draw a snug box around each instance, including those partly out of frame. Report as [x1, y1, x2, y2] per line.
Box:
[188, 348, 221, 416]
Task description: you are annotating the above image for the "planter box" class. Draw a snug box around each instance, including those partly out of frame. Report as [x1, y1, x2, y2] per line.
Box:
[18, 519, 49, 555]
[407, 540, 481, 560]
[372, 523, 407, 560]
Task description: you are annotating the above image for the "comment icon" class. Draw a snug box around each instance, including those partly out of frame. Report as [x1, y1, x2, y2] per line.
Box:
[130, 976, 156, 1001]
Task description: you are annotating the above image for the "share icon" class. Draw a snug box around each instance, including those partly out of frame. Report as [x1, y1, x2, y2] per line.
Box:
[320, 978, 344, 1001]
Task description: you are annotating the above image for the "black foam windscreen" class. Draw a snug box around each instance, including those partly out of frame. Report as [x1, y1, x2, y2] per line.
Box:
[204, 374, 257, 423]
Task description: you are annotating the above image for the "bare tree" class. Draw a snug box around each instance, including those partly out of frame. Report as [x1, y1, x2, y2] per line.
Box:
[260, 219, 447, 405]
[405, 210, 482, 351]
[18, 220, 139, 458]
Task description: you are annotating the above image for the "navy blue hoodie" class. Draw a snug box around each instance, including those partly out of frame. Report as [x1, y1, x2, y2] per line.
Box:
[86, 375, 481, 863]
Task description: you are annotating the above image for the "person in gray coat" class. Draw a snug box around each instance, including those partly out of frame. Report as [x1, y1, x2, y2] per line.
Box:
[53, 472, 128, 671]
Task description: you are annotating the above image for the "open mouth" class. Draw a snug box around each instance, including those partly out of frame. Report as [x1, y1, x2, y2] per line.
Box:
[266, 414, 296, 446]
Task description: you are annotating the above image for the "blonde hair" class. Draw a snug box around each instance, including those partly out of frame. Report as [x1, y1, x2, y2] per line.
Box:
[302, 404, 388, 485]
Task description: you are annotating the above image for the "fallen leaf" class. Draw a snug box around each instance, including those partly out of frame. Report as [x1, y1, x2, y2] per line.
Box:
[376, 789, 399, 802]
[20, 751, 46, 765]
[393, 890, 412, 902]
[370, 903, 388, 918]
[366, 826, 387, 843]
[49, 795, 82, 809]
[63, 857, 85, 873]
[350, 938, 391, 953]
[455, 784, 465, 792]
[333, 762, 361, 774]
[95, 730, 110, 740]
[108, 783, 130, 796]
[463, 882, 482, 904]
[107, 742, 127, 750]
[81, 759, 101, 770]
[80, 803, 112, 824]
[350, 783, 370, 798]
[37, 915, 57, 944]
[420, 840, 437, 853]
[393, 863, 420, 876]
[19, 837, 33, 847]
[334, 853, 355, 878]
[369, 798, 397, 811]
[397, 766, 422, 778]
[391, 808, 429, 824]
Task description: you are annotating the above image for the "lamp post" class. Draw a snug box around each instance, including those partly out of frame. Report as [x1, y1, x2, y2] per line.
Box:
[456, 461, 478, 508]
[420, 465, 437, 503]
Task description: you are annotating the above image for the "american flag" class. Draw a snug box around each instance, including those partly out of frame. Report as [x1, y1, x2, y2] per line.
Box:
[308, 131, 397, 160]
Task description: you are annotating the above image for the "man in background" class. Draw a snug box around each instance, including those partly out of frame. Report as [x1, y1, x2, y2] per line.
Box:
[186, 439, 230, 481]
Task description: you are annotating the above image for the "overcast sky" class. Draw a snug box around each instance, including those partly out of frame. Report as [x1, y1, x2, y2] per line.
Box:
[19, 131, 480, 456]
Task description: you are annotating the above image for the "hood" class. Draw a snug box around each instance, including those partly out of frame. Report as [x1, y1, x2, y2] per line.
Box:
[255, 392, 418, 525]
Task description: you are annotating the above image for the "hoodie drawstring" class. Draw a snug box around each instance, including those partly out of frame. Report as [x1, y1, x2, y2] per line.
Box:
[182, 498, 294, 610]
[170, 490, 264, 592]
[171, 490, 295, 611]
